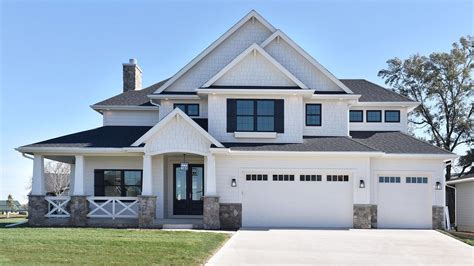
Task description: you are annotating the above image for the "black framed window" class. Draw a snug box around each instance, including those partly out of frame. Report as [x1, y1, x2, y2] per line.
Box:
[366, 110, 382, 122]
[349, 110, 363, 122]
[385, 110, 400, 123]
[236, 100, 275, 132]
[306, 104, 321, 126]
[174, 103, 199, 116]
[94, 170, 142, 196]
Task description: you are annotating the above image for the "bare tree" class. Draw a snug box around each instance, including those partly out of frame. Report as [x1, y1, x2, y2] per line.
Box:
[45, 162, 71, 196]
[26, 161, 71, 196]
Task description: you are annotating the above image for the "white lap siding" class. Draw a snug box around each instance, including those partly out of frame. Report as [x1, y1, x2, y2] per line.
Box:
[456, 182, 474, 232]
[102, 110, 159, 126]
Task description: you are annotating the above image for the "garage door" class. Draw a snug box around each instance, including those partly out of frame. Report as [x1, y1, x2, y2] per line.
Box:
[242, 172, 353, 228]
[377, 175, 432, 228]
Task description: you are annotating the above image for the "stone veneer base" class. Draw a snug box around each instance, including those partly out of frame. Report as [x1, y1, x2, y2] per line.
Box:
[219, 203, 242, 230]
[28, 195, 48, 227]
[353, 204, 377, 229]
[432, 205, 445, 230]
[69, 196, 88, 227]
[203, 196, 220, 229]
[138, 196, 157, 228]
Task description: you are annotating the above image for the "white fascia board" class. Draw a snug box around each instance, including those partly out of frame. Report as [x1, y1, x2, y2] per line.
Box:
[381, 153, 458, 160]
[154, 10, 276, 94]
[198, 89, 314, 95]
[147, 94, 201, 100]
[261, 30, 353, 94]
[202, 43, 308, 89]
[90, 105, 159, 111]
[210, 148, 384, 157]
[353, 101, 420, 107]
[446, 177, 474, 185]
[15, 147, 144, 155]
[311, 94, 361, 100]
[131, 108, 224, 148]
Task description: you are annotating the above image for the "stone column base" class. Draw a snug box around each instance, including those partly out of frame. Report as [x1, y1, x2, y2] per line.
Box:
[69, 196, 88, 227]
[28, 195, 48, 227]
[219, 203, 242, 230]
[138, 196, 157, 228]
[353, 204, 377, 229]
[432, 205, 445, 230]
[203, 196, 220, 229]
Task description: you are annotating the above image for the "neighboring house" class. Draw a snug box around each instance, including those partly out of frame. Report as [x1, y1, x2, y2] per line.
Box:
[17, 10, 455, 229]
[447, 172, 474, 232]
[0, 200, 24, 213]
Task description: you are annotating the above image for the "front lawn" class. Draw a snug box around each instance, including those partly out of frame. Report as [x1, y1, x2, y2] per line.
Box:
[0, 226, 230, 264]
[441, 230, 474, 246]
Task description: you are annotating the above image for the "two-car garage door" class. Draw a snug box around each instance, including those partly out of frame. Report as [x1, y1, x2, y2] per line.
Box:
[242, 172, 353, 228]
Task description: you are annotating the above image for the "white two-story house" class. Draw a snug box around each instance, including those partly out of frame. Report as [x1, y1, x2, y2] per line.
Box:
[17, 10, 455, 230]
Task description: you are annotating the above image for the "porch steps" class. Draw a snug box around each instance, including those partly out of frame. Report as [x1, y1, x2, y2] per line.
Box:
[162, 223, 195, 229]
[157, 218, 204, 229]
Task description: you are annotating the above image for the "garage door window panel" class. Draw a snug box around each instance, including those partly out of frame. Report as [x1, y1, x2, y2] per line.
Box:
[246, 174, 268, 181]
[379, 176, 401, 183]
[406, 177, 428, 184]
[327, 175, 349, 182]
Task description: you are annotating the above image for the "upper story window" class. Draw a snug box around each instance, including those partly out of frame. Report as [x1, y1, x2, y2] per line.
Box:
[227, 99, 284, 133]
[366, 110, 382, 122]
[385, 110, 400, 123]
[349, 110, 363, 122]
[94, 170, 142, 197]
[306, 104, 321, 126]
[174, 103, 199, 117]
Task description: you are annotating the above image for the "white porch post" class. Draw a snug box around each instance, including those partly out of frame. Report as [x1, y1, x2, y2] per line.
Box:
[205, 154, 217, 196]
[31, 154, 45, 195]
[142, 154, 153, 196]
[72, 155, 84, 195]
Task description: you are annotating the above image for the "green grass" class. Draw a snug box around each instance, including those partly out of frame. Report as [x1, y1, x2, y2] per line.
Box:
[0, 218, 28, 228]
[0, 226, 230, 265]
[440, 230, 474, 246]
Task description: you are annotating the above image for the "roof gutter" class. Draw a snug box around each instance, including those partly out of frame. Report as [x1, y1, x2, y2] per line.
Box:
[15, 147, 145, 155]
[90, 105, 159, 112]
[210, 148, 384, 157]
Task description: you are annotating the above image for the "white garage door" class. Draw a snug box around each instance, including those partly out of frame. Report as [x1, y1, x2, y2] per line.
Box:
[377, 175, 432, 228]
[242, 172, 353, 228]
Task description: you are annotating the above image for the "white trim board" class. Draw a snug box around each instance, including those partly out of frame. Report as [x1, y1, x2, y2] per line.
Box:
[154, 10, 276, 94]
[261, 30, 353, 94]
[131, 108, 224, 148]
[201, 43, 308, 89]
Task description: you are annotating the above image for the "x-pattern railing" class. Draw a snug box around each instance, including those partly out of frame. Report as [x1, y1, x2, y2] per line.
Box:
[87, 197, 138, 219]
[45, 196, 71, 218]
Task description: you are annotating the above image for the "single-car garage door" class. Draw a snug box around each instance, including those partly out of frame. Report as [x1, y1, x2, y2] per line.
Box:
[377, 175, 432, 228]
[242, 172, 353, 228]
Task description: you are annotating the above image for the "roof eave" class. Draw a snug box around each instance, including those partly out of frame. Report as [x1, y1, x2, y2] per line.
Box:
[90, 105, 159, 111]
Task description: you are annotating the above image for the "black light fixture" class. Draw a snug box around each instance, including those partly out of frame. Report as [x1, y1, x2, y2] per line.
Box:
[180, 154, 188, 171]
[435, 181, 442, 190]
[231, 178, 237, 187]
[359, 180, 365, 188]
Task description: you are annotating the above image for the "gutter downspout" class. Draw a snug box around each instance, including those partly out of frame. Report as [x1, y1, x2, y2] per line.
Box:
[149, 99, 160, 108]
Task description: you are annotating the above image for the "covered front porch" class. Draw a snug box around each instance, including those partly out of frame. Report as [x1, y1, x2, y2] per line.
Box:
[20, 109, 224, 229]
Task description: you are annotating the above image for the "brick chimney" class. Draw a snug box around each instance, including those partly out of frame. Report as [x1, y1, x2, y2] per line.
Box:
[122, 58, 142, 92]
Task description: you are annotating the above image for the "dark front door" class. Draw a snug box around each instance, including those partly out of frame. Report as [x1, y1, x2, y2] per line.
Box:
[173, 164, 204, 215]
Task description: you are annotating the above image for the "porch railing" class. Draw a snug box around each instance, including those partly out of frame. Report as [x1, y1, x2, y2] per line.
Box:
[86, 197, 139, 219]
[45, 196, 71, 218]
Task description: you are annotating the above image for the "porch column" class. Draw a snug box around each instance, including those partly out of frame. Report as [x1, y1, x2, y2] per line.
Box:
[31, 154, 45, 195]
[142, 154, 153, 196]
[70, 155, 88, 227]
[203, 154, 220, 229]
[204, 154, 217, 196]
[29, 154, 47, 226]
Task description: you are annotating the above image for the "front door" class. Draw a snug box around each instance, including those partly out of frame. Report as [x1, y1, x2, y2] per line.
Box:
[173, 164, 204, 215]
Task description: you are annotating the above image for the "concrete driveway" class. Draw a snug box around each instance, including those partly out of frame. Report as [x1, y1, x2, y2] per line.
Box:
[207, 229, 473, 265]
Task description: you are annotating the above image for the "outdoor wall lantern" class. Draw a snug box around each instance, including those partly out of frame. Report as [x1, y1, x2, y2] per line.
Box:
[435, 181, 442, 190]
[231, 178, 237, 187]
[359, 179, 365, 188]
[180, 154, 188, 171]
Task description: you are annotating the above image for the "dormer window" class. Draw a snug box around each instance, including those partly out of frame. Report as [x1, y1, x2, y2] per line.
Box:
[174, 103, 199, 117]
[366, 110, 382, 123]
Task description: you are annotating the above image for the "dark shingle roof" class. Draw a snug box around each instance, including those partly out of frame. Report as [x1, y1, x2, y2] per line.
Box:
[22, 126, 152, 148]
[222, 136, 378, 152]
[350, 131, 452, 154]
[93, 79, 168, 106]
[340, 79, 415, 102]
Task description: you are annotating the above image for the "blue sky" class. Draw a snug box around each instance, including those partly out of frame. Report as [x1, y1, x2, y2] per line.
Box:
[1, 0, 472, 203]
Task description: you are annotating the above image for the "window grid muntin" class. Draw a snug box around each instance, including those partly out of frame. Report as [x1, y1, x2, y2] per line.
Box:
[349, 110, 364, 122]
[385, 110, 401, 123]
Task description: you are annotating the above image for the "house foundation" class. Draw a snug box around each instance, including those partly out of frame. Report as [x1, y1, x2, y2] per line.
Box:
[219, 203, 242, 230]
